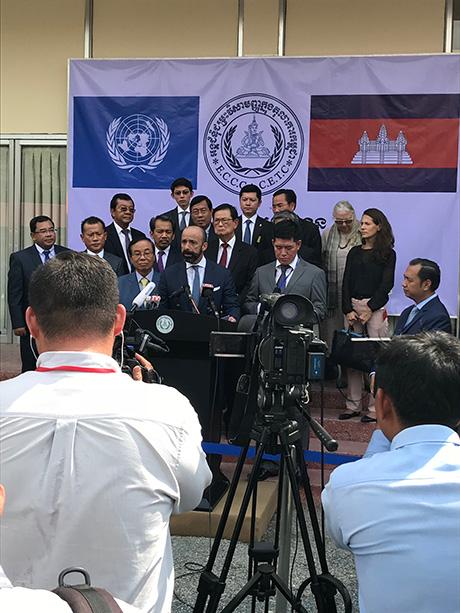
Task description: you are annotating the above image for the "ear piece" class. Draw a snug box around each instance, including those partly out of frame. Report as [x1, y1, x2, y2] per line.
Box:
[29, 335, 38, 361]
[118, 330, 125, 371]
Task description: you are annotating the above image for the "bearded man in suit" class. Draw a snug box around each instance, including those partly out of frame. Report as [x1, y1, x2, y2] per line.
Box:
[7, 215, 69, 371]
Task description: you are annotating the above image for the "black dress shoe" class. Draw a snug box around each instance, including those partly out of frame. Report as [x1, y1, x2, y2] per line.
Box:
[256, 462, 279, 481]
[361, 414, 377, 423]
[338, 411, 361, 420]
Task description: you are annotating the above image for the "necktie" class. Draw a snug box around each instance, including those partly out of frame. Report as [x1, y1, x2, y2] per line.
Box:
[219, 243, 229, 268]
[43, 250, 51, 262]
[121, 228, 131, 271]
[139, 277, 149, 289]
[405, 305, 419, 327]
[192, 265, 201, 304]
[157, 251, 165, 273]
[179, 211, 187, 232]
[277, 265, 290, 290]
[243, 219, 252, 244]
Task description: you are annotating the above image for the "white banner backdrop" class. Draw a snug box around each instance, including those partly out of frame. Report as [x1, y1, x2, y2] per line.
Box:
[68, 55, 460, 315]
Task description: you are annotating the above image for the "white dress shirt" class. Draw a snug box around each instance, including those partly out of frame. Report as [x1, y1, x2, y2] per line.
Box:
[217, 235, 236, 268]
[155, 244, 171, 266]
[186, 257, 206, 289]
[0, 351, 212, 613]
[85, 248, 105, 258]
[176, 205, 190, 228]
[275, 255, 299, 287]
[0, 564, 140, 612]
[35, 243, 56, 263]
[322, 425, 460, 613]
[114, 221, 132, 265]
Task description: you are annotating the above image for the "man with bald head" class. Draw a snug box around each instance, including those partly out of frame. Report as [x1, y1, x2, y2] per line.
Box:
[156, 226, 239, 320]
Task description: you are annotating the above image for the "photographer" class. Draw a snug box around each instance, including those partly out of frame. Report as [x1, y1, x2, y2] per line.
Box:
[322, 332, 460, 613]
[0, 252, 212, 613]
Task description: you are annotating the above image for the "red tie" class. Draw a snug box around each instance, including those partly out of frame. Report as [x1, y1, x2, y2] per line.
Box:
[219, 243, 228, 267]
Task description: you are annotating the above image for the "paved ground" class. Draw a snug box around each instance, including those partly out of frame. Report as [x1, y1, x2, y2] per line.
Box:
[171, 511, 359, 612]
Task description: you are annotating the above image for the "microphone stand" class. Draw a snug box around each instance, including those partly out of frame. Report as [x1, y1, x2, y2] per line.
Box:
[184, 284, 201, 315]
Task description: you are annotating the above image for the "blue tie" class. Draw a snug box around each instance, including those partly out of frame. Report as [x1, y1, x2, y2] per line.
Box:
[243, 219, 251, 244]
[405, 305, 419, 327]
[179, 211, 187, 231]
[43, 250, 51, 262]
[192, 265, 201, 304]
[277, 265, 290, 290]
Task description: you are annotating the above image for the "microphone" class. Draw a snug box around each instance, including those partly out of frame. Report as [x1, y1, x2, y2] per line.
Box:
[130, 281, 156, 312]
[184, 284, 200, 315]
[201, 283, 219, 319]
[145, 295, 161, 310]
[169, 286, 186, 301]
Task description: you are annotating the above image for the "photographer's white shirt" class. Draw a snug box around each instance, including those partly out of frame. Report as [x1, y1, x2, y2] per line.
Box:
[0, 351, 212, 613]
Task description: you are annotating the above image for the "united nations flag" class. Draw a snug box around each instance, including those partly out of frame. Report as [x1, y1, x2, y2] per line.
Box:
[73, 96, 199, 189]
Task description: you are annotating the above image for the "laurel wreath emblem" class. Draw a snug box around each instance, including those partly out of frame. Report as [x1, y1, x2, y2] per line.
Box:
[106, 116, 170, 173]
[223, 124, 284, 177]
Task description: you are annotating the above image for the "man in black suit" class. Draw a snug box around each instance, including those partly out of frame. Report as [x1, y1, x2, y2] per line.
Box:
[190, 195, 217, 246]
[156, 226, 240, 321]
[394, 258, 451, 335]
[160, 177, 195, 246]
[235, 184, 272, 255]
[269, 189, 322, 268]
[206, 204, 258, 305]
[7, 215, 69, 371]
[149, 215, 183, 273]
[80, 216, 124, 276]
[104, 193, 146, 275]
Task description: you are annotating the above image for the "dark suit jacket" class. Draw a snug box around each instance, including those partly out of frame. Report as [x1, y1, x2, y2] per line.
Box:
[118, 271, 160, 310]
[206, 239, 258, 305]
[235, 215, 273, 254]
[83, 250, 125, 277]
[244, 257, 327, 321]
[104, 223, 146, 275]
[7, 244, 69, 328]
[153, 245, 183, 273]
[160, 207, 196, 247]
[394, 295, 452, 335]
[258, 218, 322, 268]
[156, 259, 240, 319]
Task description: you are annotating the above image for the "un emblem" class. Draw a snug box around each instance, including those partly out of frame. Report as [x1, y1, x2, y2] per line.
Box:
[204, 94, 304, 194]
[106, 113, 170, 173]
[155, 315, 174, 335]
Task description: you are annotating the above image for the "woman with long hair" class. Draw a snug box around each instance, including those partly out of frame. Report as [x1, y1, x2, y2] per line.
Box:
[321, 200, 361, 351]
[340, 208, 396, 422]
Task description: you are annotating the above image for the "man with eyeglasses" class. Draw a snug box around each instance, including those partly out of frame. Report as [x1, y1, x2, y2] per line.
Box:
[190, 195, 218, 246]
[206, 203, 258, 305]
[160, 178, 196, 246]
[105, 193, 146, 275]
[7, 215, 69, 372]
[118, 238, 160, 310]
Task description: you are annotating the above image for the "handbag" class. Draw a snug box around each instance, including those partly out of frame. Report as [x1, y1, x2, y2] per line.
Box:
[330, 325, 376, 373]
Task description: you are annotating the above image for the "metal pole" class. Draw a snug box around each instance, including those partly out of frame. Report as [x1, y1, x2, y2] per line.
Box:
[277, 0, 287, 56]
[237, 0, 244, 57]
[84, 0, 94, 59]
[444, 0, 454, 52]
[275, 446, 295, 613]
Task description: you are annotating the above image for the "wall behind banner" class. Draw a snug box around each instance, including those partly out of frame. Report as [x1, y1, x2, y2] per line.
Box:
[0, 0, 449, 134]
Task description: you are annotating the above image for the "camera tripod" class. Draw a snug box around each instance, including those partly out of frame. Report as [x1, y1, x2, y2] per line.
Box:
[193, 390, 352, 613]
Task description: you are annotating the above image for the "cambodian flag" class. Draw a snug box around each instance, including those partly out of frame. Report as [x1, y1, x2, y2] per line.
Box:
[308, 94, 459, 192]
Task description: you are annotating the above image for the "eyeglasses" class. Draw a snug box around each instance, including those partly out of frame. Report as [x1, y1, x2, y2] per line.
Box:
[117, 206, 135, 213]
[34, 227, 56, 235]
[131, 250, 153, 258]
[334, 219, 353, 226]
[213, 218, 234, 225]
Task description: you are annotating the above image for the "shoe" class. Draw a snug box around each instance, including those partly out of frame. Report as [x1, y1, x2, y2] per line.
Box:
[338, 411, 361, 420]
[256, 464, 279, 481]
[361, 414, 377, 423]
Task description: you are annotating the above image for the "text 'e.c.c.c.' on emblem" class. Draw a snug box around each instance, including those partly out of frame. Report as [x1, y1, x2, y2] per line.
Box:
[106, 113, 170, 174]
[203, 93, 304, 195]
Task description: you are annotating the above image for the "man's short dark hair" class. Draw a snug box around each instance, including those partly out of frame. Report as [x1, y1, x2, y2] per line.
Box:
[149, 215, 176, 234]
[190, 195, 213, 211]
[30, 215, 53, 233]
[375, 332, 460, 429]
[409, 258, 441, 291]
[213, 203, 238, 220]
[273, 220, 301, 242]
[128, 237, 155, 256]
[81, 216, 106, 234]
[170, 177, 193, 192]
[239, 184, 262, 200]
[29, 252, 119, 339]
[110, 193, 134, 210]
[273, 189, 297, 205]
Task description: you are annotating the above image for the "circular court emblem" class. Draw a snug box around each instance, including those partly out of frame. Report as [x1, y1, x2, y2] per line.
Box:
[156, 315, 174, 334]
[204, 93, 304, 195]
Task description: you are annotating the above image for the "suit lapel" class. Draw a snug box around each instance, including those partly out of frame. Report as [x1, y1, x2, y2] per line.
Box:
[286, 260, 306, 292]
[28, 245, 43, 269]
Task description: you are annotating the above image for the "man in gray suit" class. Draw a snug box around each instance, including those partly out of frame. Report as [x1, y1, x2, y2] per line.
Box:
[80, 216, 125, 276]
[244, 220, 327, 321]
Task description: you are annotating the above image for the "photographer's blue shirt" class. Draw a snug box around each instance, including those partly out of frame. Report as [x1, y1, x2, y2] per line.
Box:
[322, 424, 460, 613]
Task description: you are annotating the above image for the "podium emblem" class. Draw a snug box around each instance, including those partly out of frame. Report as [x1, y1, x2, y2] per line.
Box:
[156, 315, 174, 334]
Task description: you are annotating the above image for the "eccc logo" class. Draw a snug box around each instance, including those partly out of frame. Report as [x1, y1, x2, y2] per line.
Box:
[106, 113, 170, 173]
[204, 93, 304, 195]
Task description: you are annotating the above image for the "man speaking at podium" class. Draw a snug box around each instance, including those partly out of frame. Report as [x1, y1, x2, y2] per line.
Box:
[156, 226, 240, 321]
